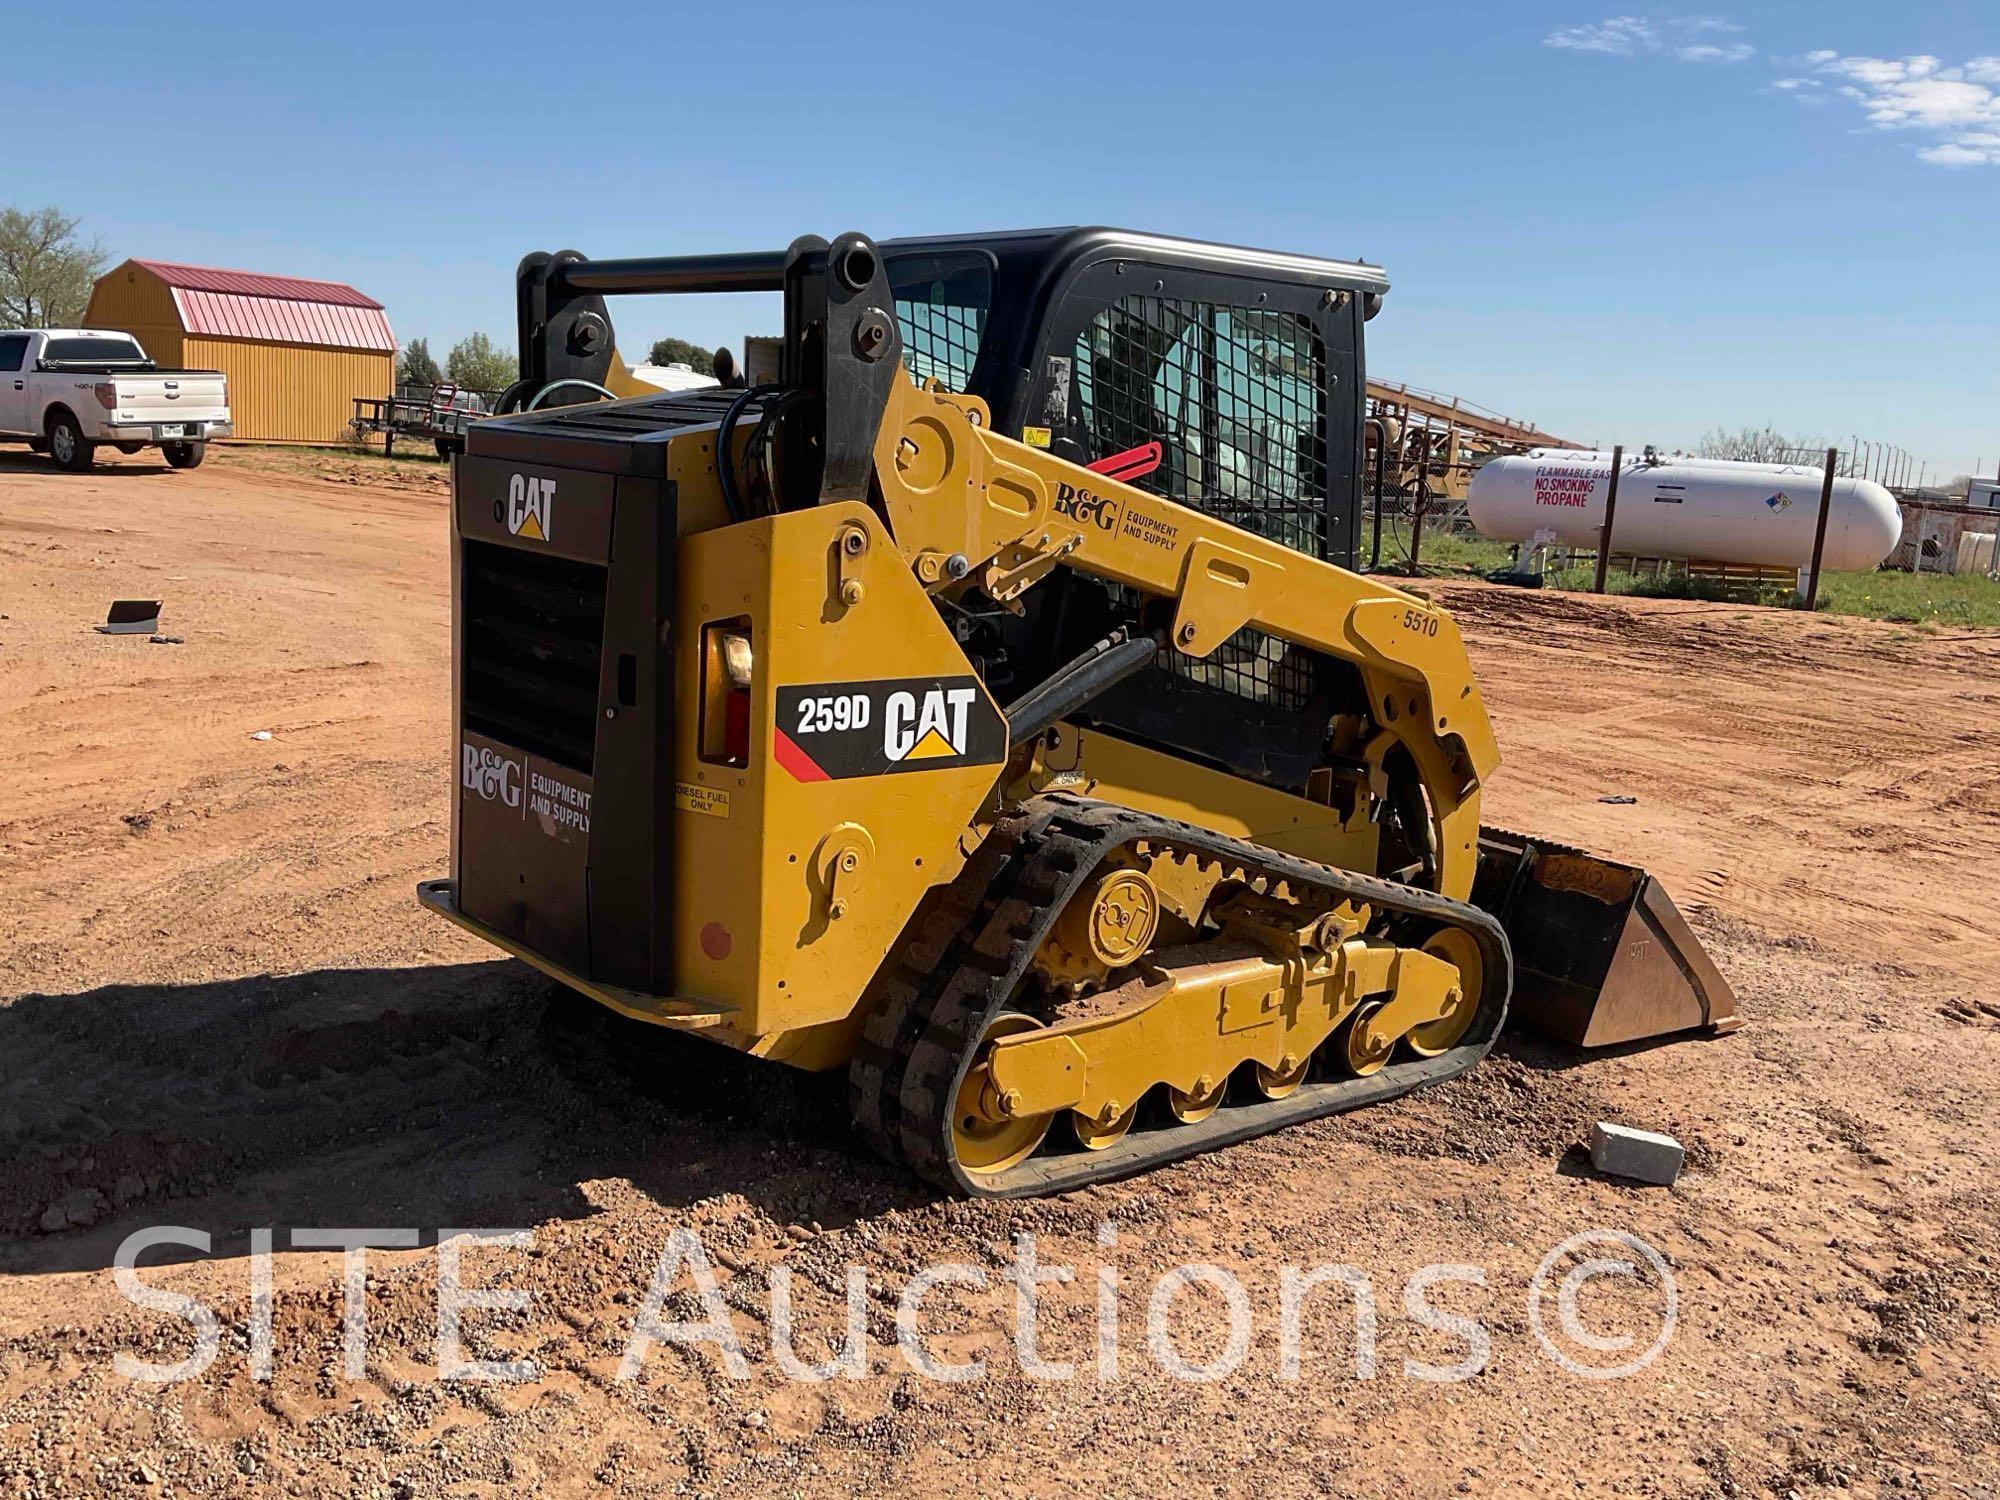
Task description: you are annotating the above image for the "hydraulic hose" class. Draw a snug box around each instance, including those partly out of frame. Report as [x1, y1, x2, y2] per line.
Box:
[717, 383, 783, 524]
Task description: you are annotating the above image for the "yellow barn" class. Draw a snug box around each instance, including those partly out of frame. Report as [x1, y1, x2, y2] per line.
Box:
[85, 259, 395, 444]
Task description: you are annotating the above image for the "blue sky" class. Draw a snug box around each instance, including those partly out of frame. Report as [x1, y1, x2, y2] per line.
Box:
[9, 2, 1996, 479]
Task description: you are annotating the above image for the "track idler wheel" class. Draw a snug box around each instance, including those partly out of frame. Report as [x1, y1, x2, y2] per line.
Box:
[1403, 927, 1482, 1058]
[952, 1013, 1055, 1175]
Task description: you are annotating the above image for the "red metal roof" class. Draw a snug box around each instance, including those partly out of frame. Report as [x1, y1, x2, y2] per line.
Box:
[132, 259, 395, 354]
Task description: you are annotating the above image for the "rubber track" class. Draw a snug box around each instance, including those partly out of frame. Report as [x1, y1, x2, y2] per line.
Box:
[847, 793, 1514, 1198]
[844, 804, 1055, 1163]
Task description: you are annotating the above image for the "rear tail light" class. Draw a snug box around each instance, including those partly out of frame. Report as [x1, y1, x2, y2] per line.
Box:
[92, 382, 116, 411]
[724, 684, 752, 765]
[699, 620, 754, 767]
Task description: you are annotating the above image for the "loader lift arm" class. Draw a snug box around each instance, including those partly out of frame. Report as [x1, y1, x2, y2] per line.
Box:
[863, 371, 1500, 903]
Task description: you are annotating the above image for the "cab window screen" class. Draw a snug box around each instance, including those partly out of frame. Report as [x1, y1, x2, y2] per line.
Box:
[1074, 295, 1327, 712]
[1074, 297, 1327, 557]
[0, 335, 27, 372]
[886, 253, 991, 393]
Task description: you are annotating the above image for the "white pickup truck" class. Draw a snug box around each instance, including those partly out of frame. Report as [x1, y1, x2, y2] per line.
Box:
[0, 329, 231, 471]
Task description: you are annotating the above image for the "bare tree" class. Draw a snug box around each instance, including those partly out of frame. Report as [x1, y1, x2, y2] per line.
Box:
[0, 205, 107, 328]
[1695, 425, 1824, 464]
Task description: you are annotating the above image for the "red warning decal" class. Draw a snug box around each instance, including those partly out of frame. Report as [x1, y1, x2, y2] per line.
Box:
[772, 727, 831, 783]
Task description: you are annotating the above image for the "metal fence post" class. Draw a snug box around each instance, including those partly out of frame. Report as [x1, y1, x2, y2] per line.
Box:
[1802, 446, 1837, 609]
[1364, 416, 1388, 570]
[1593, 444, 1624, 594]
[1408, 431, 1429, 573]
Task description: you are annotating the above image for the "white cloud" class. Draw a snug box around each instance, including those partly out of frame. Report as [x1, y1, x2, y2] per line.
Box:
[1546, 17, 1656, 54]
[1919, 143, 1992, 166]
[1768, 76, 1829, 105]
[1793, 52, 2000, 166]
[1544, 15, 1753, 62]
[1547, 24, 2000, 165]
[1918, 129, 2000, 166]
[1678, 42, 1753, 63]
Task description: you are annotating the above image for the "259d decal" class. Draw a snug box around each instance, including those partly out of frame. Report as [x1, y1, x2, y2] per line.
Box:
[773, 676, 1007, 782]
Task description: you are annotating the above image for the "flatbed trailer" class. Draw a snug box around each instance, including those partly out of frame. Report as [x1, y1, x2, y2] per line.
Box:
[350, 383, 493, 458]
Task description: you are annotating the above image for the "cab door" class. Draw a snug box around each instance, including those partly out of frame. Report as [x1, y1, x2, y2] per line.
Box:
[0, 334, 31, 435]
[1023, 261, 1360, 567]
[1015, 260, 1366, 793]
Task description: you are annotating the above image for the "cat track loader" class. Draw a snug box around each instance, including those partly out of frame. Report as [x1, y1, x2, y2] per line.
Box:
[418, 228, 1736, 1198]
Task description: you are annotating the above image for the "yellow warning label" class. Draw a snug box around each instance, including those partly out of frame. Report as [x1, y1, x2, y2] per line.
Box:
[1022, 425, 1052, 449]
[674, 782, 731, 819]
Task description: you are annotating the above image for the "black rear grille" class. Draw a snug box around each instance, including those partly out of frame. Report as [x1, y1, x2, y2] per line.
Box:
[462, 540, 605, 771]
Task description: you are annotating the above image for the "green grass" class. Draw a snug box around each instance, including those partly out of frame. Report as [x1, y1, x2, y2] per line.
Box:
[1526, 558, 2000, 626]
[1815, 567, 2000, 628]
[1370, 527, 1515, 578]
[1541, 566, 1792, 603]
[1410, 530, 1515, 575]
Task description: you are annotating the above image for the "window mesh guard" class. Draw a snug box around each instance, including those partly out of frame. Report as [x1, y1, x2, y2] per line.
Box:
[894, 297, 984, 392]
[1076, 296, 1329, 711]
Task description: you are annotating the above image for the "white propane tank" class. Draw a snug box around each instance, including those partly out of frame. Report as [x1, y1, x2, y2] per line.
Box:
[1466, 449, 1903, 571]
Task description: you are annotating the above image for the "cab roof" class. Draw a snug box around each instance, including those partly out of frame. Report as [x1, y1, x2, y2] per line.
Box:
[878, 226, 1390, 297]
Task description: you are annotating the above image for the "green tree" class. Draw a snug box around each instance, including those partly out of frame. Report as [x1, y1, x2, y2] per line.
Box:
[398, 337, 442, 388]
[445, 332, 516, 394]
[646, 336, 714, 375]
[0, 205, 107, 328]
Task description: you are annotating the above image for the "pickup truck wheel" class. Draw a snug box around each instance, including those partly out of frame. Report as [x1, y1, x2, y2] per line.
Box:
[47, 412, 94, 472]
[114, 441, 146, 455]
[162, 442, 205, 470]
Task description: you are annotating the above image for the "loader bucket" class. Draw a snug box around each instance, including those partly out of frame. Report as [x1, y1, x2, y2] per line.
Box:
[1473, 828, 1740, 1048]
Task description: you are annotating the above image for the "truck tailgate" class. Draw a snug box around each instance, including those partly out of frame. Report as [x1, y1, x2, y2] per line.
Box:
[115, 372, 228, 422]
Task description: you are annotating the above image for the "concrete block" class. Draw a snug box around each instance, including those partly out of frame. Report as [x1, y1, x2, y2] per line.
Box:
[1589, 1121, 1684, 1186]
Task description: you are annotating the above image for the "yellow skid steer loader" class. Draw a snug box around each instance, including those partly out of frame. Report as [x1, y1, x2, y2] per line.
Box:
[419, 229, 1735, 1197]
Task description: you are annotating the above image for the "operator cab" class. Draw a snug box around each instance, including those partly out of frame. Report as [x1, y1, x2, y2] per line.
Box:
[871, 230, 1388, 787]
[875, 228, 1385, 571]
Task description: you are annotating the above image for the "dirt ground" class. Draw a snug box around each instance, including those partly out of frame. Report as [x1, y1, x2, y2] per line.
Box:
[1, 444, 1996, 1499]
